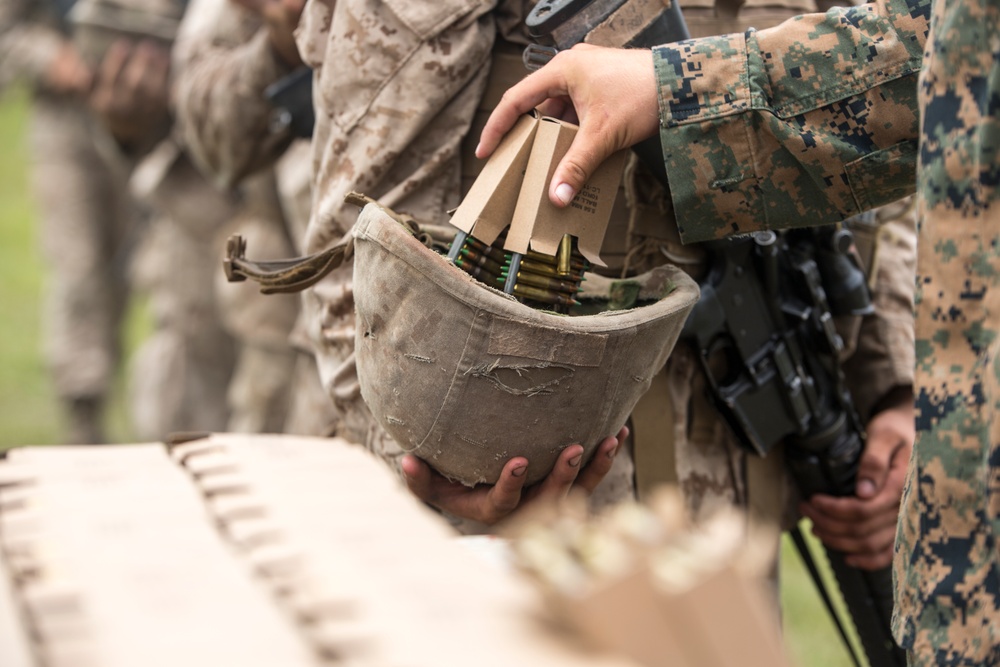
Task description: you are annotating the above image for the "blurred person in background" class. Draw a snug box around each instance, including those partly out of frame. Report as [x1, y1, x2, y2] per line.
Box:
[172, 0, 336, 437]
[0, 0, 143, 443]
[0, 0, 254, 443]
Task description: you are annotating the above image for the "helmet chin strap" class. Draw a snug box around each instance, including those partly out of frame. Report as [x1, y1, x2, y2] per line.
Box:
[223, 192, 421, 295]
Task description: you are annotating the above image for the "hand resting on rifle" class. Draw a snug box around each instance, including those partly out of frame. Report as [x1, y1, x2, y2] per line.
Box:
[799, 387, 914, 570]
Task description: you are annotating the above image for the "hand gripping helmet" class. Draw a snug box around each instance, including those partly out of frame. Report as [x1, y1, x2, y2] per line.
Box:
[351, 202, 699, 487]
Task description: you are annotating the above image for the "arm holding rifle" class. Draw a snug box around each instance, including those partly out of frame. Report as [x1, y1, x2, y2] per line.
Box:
[804, 208, 918, 571]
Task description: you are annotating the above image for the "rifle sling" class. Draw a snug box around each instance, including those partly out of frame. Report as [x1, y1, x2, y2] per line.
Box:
[789, 525, 863, 667]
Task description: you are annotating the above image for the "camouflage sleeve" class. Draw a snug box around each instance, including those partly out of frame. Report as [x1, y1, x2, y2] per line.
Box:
[653, 0, 930, 243]
[0, 0, 68, 90]
[172, 0, 296, 189]
[841, 199, 917, 422]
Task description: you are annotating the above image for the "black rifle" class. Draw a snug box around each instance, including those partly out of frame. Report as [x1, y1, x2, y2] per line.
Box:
[265, 66, 315, 139]
[681, 227, 904, 667]
[526, 2, 906, 665]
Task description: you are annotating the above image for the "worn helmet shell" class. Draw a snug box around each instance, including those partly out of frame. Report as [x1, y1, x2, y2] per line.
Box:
[69, 0, 185, 65]
[352, 203, 699, 487]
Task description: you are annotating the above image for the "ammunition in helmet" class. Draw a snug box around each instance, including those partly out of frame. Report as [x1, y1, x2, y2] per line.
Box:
[458, 247, 507, 275]
[504, 253, 523, 294]
[503, 270, 580, 295]
[447, 230, 469, 263]
[512, 283, 579, 307]
[464, 237, 511, 264]
[511, 257, 585, 281]
[557, 234, 574, 277]
[455, 257, 504, 283]
[525, 248, 586, 272]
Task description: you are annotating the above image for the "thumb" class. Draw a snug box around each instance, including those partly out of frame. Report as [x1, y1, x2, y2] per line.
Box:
[400, 454, 433, 497]
[549, 137, 605, 207]
[855, 431, 896, 499]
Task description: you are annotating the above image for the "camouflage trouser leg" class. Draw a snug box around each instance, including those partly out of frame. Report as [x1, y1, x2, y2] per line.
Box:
[30, 101, 134, 404]
[226, 342, 296, 434]
[282, 352, 340, 437]
[129, 213, 235, 440]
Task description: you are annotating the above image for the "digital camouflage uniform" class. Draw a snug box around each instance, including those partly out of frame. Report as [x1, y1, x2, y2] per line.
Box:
[650, 0, 999, 662]
[626, 0, 918, 585]
[171, 0, 340, 437]
[0, 0, 138, 444]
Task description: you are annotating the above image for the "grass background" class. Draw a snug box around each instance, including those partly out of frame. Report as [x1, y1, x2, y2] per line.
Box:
[0, 89, 861, 667]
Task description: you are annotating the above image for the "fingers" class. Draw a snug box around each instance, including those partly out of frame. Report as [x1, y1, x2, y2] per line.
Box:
[400, 430, 625, 527]
[92, 40, 170, 112]
[802, 494, 898, 535]
[802, 497, 898, 570]
[400, 454, 530, 526]
[477, 64, 568, 159]
[574, 426, 627, 493]
[532, 444, 585, 500]
[480, 45, 659, 211]
[400, 454, 436, 502]
[800, 450, 908, 570]
[91, 39, 132, 110]
[857, 405, 914, 498]
[822, 522, 897, 570]
[482, 457, 531, 520]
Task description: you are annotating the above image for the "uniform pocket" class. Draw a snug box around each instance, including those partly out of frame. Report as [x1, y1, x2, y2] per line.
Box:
[845, 139, 918, 212]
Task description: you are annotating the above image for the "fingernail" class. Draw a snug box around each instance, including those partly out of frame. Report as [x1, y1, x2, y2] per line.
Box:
[856, 479, 876, 498]
[554, 182, 574, 205]
[568, 453, 583, 468]
[474, 141, 482, 157]
[512, 464, 527, 477]
[607, 445, 619, 460]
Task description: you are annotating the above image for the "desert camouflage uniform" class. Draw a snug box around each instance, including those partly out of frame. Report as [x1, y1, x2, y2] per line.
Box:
[60, 0, 243, 441]
[0, 0, 138, 444]
[171, 0, 338, 436]
[126, 137, 239, 440]
[650, 0, 999, 662]
[289, 0, 636, 530]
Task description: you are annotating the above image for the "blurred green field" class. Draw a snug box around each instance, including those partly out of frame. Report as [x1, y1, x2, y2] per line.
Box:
[0, 91, 861, 667]
[0, 88, 145, 447]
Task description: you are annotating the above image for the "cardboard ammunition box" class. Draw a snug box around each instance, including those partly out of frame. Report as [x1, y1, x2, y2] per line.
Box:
[450, 112, 627, 267]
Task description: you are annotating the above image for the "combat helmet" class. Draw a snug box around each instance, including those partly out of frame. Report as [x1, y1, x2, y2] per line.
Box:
[351, 202, 698, 487]
[68, 0, 186, 65]
[226, 196, 698, 487]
